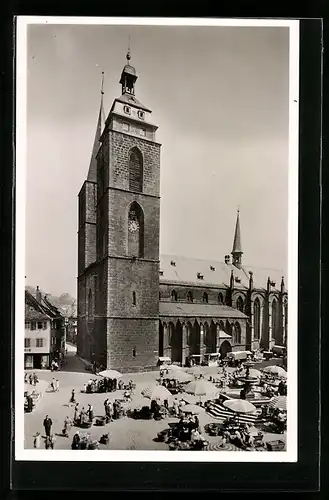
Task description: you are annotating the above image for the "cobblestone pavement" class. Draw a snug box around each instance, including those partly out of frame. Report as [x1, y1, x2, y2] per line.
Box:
[23, 352, 286, 451]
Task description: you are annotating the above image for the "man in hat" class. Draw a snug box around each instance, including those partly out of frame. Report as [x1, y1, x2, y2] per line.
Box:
[43, 415, 52, 437]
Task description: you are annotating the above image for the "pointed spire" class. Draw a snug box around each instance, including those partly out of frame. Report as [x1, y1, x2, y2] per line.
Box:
[281, 276, 285, 293]
[87, 72, 105, 183]
[231, 208, 243, 269]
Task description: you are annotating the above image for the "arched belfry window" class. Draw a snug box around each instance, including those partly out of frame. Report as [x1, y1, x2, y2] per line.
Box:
[187, 291, 193, 303]
[171, 290, 178, 302]
[218, 293, 224, 305]
[127, 201, 144, 258]
[129, 147, 143, 193]
[203, 292, 208, 303]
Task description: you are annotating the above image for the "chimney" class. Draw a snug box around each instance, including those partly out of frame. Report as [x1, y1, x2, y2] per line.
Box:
[36, 286, 42, 303]
[224, 255, 231, 265]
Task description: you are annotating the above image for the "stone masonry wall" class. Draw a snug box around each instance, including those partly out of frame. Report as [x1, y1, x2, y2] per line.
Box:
[106, 318, 159, 372]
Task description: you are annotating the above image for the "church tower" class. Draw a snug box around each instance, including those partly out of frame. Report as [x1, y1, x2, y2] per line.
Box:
[96, 50, 161, 372]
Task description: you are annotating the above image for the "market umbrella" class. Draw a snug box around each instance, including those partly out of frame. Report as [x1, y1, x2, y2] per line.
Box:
[162, 364, 183, 371]
[141, 384, 172, 403]
[187, 366, 203, 376]
[262, 366, 287, 378]
[182, 404, 205, 415]
[185, 380, 218, 398]
[168, 371, 194, 383]
[223, 399, 257, 414]
[98, 369, 123, 378]
[268, 395, 287, 411]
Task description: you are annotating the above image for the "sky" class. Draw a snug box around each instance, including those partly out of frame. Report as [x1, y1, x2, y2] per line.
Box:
[25, 22, 290, 298]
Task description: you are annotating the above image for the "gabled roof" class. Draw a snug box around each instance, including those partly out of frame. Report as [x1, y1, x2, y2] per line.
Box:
[159, 254, 286, 293]
[25, 290, 51, 321]
[159, 302, 248, 319]
[25, 289, 64, 321]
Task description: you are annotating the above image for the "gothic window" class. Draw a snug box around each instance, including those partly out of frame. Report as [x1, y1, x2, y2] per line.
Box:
[236, 296, 244, 312]
[203, 292, 208, 303]
[187, 291, 193, 303]
[254, 298, 261, 340]
[129, 147, 143, 192]
[225, 320, 231, 336]
[87, 289, 92, 321]
[218, 293, 224, 304]
[235, 322, 241, 344]
[271, 299, 279, 341]
[171, 290, 178, 302]
[127, 202, 144, 258]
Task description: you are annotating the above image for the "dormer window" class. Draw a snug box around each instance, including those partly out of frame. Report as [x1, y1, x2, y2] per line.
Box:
[210, 265, 215, 271]
[170, 260, 176, 267]
[197, 272, 204, 280]
[235, 277, 241, 283]
[124, 105, 131, 115]
[138, 110, 145, 120]
[159, 270, 164, 276]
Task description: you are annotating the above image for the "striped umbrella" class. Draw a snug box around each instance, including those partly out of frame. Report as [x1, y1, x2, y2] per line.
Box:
[141, 384, 172, 402]
[223, 399, 257, 414]
[207, 401, 259, 425]
[207, 442, 240, 451]
[262, 366, 287, 378]
[268, 395, 287, 411]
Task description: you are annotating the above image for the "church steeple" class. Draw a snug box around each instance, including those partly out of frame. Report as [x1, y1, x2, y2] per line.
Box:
[119, 48, 138, 96]
[87, 72, 105, 183]
[232, 208, 243, 269]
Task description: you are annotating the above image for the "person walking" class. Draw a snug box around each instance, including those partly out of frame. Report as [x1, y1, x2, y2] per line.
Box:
[43, 415, 52, 438]
[70, 389, 76, 404]
[34, 432, 41, 449]
[87, 404, 94, 422]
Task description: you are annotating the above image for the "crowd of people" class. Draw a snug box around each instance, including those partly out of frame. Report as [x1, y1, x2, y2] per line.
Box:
[82, 377, 136, 394]
[25, 372, 39, 386]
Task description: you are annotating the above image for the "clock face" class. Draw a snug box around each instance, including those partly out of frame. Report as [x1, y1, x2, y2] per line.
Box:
[128, 219, 139, 233]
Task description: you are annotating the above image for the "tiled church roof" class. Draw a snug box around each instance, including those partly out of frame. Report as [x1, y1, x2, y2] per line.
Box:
[159, 302, 247, 319]
[159, 254, 286, 293]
